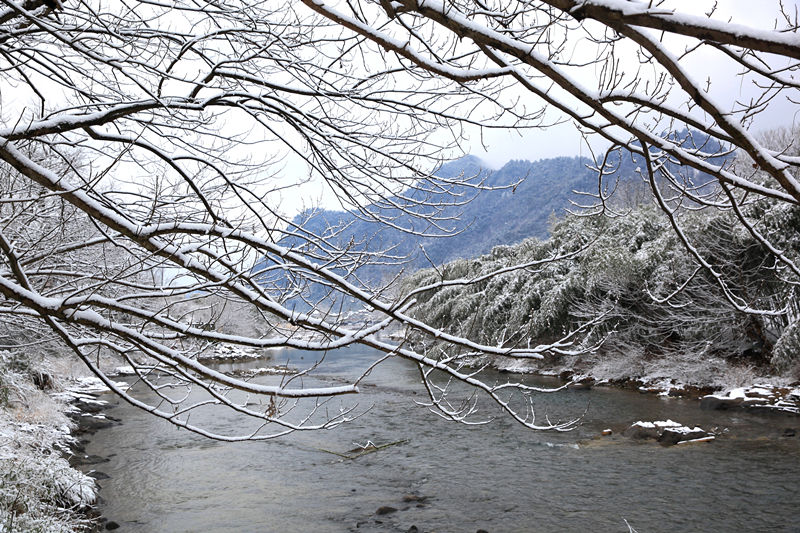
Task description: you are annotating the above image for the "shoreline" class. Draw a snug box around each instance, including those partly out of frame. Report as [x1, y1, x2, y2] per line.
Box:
[485, 354, 800, 415]
[58, 376, 130, 532]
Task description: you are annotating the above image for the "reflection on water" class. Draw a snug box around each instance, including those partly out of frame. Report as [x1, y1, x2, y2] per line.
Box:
[85, 347, 800, 532]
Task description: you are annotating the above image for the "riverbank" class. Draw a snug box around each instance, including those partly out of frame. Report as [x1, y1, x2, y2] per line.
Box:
[203, 335, 800, 415]
[0, 357, 102, 532]
[477, 350, 800, 415]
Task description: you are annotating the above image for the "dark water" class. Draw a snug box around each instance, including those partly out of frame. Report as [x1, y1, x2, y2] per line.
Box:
[85, 347, 800, 532]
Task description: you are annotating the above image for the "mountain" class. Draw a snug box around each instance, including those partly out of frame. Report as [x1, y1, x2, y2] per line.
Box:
[281, 155, 605, 273]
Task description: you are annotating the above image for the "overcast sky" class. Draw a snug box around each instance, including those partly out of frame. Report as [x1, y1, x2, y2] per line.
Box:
[467, 0, 800, 168]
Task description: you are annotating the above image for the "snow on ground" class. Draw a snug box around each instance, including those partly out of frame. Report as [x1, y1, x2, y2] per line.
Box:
[230, 366, 296, 378]
[198, 343, 268, 361]
[484, 348, 800, 414]
[111, 366, 136, 376]
[0, 369, 116, 531]
[701, 384, 800, 414]
[494, 356, 539, 374]
[630, 419, 682, 430]
[59, 376, 127, 397]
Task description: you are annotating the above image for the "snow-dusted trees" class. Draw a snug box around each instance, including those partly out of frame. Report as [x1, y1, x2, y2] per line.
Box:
[0, 0, 799, 438]
[0, 0, 580, 438]
[403, 200, 800, 382]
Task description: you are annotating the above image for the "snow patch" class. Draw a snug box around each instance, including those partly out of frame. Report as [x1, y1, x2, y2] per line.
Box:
[631, 419, 681, 429]
[702, 384, 799, 414]
[199, 343, 268, 361]
[114, 365, 137, 376]
[231, 366, 296, 378]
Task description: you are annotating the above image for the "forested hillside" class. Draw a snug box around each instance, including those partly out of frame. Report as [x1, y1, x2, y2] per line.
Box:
[258, 155, 633, 312]
[401, 197, 800, 386]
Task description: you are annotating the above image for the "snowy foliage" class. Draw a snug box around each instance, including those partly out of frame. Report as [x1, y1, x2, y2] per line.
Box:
[0, 347, 96, 532]
[403, 199, 800, 376]
[0, 376, 95, 533]
[771, 321, 800, 375]
[0, 352, 33, 409]
[0, 437, 95, 533]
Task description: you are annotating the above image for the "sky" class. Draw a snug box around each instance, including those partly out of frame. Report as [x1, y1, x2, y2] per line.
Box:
[466, 1, 800, 168]
[466, 122, 588, 169]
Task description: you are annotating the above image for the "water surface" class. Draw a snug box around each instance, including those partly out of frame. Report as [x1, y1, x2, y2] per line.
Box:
[85, 347, 800, 532]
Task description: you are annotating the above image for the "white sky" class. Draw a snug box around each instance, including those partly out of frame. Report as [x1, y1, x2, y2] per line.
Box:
[467, 1, 800, 168]
[466, 122, 588, 169]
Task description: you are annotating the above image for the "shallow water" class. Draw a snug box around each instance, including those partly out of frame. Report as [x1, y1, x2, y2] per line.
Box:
[84, 347, 800, 532]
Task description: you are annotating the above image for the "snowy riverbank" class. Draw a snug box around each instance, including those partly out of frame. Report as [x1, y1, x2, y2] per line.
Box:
[482, 351, 800, 415]
[0, 359, 126, 532]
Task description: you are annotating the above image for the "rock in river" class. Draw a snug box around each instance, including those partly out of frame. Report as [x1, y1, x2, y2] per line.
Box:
[624, 420, 711, 446]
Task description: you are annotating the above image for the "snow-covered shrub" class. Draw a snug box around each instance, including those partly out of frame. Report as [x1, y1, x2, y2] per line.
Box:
[0, 351, 36, 408]
[771, 321, 800, 374]
[0, 364, 96, 533]
[402, 199, 799, 379]
[0, 451, 95, 533]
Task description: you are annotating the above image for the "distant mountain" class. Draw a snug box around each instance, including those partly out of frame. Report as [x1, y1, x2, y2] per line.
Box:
[281, 155, 605, 274]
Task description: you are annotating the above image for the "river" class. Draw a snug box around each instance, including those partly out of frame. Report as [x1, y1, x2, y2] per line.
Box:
[83, 347, 800, 532]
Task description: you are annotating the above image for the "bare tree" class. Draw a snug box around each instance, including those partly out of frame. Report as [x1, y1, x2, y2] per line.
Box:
[0, 0, 798, 438]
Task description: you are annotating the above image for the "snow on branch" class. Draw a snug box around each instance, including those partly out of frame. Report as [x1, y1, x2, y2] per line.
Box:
[1, 0, 799, 438]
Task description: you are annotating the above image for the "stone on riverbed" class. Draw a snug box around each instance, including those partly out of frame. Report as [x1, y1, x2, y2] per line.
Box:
[658, 426, 710, 445]
[700, 394, 745, 410]
[73, 413, 118, 434]
[624, 420, 711, 446]
[567, 376, 595, 390]
[71, 454, 110, 466]
[623, 420, 680, 440]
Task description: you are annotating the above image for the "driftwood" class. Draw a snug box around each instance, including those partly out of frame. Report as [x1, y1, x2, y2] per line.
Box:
[317, 440, 409, 460]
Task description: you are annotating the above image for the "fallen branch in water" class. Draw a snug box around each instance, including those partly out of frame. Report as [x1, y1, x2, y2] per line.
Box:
[317, 439, 409, 460]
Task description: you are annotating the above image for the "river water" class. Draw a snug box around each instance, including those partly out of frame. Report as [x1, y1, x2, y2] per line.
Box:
[84, 347, 800, 532]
